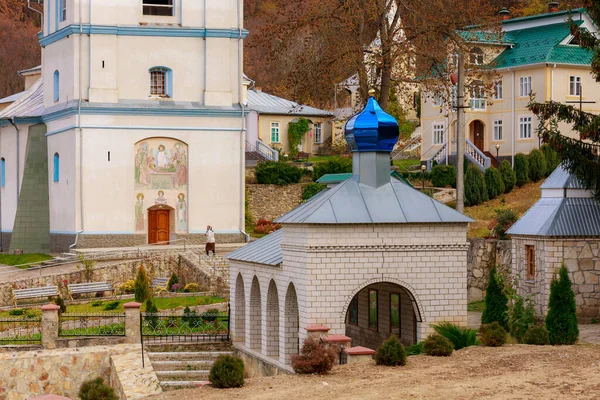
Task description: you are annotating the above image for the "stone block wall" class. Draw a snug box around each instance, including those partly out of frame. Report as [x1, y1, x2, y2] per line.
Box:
[467, 239, 512, 302]
[246, 184, 308, 222]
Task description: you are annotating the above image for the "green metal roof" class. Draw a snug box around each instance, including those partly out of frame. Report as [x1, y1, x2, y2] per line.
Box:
[494, 21, 591, 69]
[316, 171, 414, 187]
[502, 8, 586, 25]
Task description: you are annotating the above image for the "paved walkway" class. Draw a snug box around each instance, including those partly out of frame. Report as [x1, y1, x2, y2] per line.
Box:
[75, 242, 246, 256]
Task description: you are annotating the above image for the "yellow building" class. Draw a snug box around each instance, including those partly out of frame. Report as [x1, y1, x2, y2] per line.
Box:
[421, 6, 598, 170]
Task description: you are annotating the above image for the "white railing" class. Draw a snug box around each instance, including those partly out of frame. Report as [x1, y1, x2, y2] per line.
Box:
[255, 140, 279, 161]
[465, 139, 491, 170]
[426, 143, 447, 170]
[392, 136, 422, 160]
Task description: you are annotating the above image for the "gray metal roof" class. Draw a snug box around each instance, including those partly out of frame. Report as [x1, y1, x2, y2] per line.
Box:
[507, 197, 600, 237]
[247, 89, 333, 117]
[0, 90, 27, 104]
[0, 78, 44, 119]
[541, 165, 586, 190]
[18, 65, 41, 77]
[275, 176, 474, 224]
[226, 229, 283, 266]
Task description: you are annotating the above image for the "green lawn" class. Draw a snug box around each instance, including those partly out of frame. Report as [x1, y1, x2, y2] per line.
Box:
[392, 158, 421, 171]
[307, 155, 343, 163]
[0, 254, 53, 267]
[467, 300, 485, 313]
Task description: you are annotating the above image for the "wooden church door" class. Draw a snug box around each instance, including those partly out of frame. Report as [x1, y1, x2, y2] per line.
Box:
[148, 210, 170, 244]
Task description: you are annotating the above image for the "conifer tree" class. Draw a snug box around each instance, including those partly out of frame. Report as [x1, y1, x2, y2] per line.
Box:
[134, 265, 152, 303]
[481, 267, 509, 330]
[546, 264, 579, 345]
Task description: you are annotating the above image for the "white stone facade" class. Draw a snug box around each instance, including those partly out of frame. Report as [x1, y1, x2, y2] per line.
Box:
[229, 222, 469, 366]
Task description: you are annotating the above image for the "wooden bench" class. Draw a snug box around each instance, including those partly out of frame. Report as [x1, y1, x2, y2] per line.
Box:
[67, 282, 114, 300]
[295, 151, 310, 162]
[12, 286, 59, 306]
[153, 278, 169, 292]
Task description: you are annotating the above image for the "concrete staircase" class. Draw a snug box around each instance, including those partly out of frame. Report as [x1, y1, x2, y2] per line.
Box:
[146, 342, 233, 391]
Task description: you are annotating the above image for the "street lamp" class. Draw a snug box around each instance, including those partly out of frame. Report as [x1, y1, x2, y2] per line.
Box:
[538, 132, 543, 148]
[495, 144, 500, 160]
[421, 164, 426, 190]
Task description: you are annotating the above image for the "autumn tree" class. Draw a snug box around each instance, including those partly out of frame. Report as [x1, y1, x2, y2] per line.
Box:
[528, 1, 600, 200]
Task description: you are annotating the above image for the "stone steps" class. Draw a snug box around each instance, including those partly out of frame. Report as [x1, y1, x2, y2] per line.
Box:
[160, 380, 210, 390]
[147, 351, 231, 361]
[156, 370, 210, 381]
[151, 360, 213, 371]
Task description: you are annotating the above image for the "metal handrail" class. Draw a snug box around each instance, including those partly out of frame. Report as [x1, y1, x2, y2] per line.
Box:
[465, 139, 491, 170]
[392, 135, 421, 160]
[426, 143, 447, 171]
[255, 140, 278, 161]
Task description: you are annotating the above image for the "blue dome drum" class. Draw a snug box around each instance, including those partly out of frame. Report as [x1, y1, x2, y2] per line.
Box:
[344, 94, 400, 153]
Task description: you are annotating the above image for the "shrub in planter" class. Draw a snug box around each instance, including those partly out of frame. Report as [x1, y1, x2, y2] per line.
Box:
[256, 161, 304, 185]
[406, 341, 424, 356]
[184, 283, 201, 293]
[431, 322, 478, 350]
[291, 337, 337, 374]
[134, 265, 152, 303]
[431, 165, 456, 188]
[465, 166, 488, 206]
[423, 334, 453, 357]
[498, 160, 516, 193]
[78, 377, 118, 400]
[481, 267, 509, 330]
[527, 149, 547, 182]
[302, 183, 327, 200]
[119, 279, 135, 294]
[514, 153, 529, 187]
[479, 322, 507, 347]
[546, 264, 579, 345]
[209, 354, 245, 388]
[312, 157, 352, 181]
[484, 167, 505, 200]
[523, 325, 550, 345]
[375, 335, 407, 366]
[541, 144, 560, 176]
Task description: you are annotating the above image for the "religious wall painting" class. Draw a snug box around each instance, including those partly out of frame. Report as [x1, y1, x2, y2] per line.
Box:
[177, 193, 187, 231]
[135, 193, 145, 232]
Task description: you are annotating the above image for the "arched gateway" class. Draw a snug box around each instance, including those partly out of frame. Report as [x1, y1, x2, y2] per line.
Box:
[227, 93, 472, 374]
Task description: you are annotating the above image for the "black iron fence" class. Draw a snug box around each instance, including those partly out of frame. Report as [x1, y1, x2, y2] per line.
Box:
[0, 317, 42, 345]
[140, 308, 230, 344]
[58, 313, 126, 337]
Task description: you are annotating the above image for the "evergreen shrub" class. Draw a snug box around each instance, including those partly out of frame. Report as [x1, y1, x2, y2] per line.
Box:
[479, 322, 507, 347]
[490, 209, 518, 240]
[431, 322, 478, 350]
[508, 295, 536, 343]
[484, 167, 505, 200]
[423, 334, 453, 357]
[255, 161, 303, 185]
[514, 153, 529, 187]
[498, 160, 516, 193]
[312, 157, 352, 181]
[291, 337, 337, 374]
[481, 267, 508, 330]
[375, 335, 408, 366]
[527, 149, 547, 182]
[465, 166, 488, 206]
[431, 165, 456, 188]
[302, 183, 327, 200]
[406, 341, 424, 356]
[523, 325, 550, 345]
[134, 265, 152, 303]
[78, 377, 118, 400]
[541, 144, 560, 176]
[546, 264, 579, 345]
[54, 296, 67, 313]
[145, 299, 159, 330]
[209, 354, 245, 388]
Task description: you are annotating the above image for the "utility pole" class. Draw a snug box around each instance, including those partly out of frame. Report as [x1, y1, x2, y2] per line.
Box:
[456, 51, 466, 213]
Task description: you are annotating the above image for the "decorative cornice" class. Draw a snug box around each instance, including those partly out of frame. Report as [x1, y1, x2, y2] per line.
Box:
[40, 24, 249, 47]
[281, 243, 470, 252]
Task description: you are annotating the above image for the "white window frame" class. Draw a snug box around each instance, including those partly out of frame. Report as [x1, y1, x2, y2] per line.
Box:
[519, 116, 532, 139]
[493, 79, 503, 100]
[470, 47, 484, 65]
[469, 83, 486, 110]
[432, 94, 443, 107]
[569, 76, 582, 96]
[433, 123, 445, 145]
[313, 123, 322, 144]
[519, 76, 532, 97]
[142, 0, 174, 16]
[60, 0, 67, 22]
[493, 120, 503, 141]
[270, 122, 281, 143]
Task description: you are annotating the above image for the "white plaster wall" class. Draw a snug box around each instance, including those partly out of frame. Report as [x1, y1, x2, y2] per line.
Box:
[47, 129, 78, 233]
[43, 38, 78, 107]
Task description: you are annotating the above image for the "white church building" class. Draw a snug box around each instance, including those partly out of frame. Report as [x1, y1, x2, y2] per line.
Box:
[0, 0, 247, 252]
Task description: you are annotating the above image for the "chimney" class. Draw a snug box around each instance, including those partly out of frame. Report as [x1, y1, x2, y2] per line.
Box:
[255, 87, 262, 93]
[499, 8, 511, 21]
[548, 1, 559, 13]
[344, 89, 400, 188]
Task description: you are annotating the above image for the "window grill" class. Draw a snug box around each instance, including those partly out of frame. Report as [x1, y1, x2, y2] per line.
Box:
[143, 0, 174, 16]
[150, 68, 168, 96]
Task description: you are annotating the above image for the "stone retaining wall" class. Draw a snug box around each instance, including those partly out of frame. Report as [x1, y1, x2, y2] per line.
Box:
[467, 239, 512, 302]
[246, 183, 307, 222]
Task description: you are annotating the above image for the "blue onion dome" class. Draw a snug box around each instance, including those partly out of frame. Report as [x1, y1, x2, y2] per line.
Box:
[344, 91, 400, 152]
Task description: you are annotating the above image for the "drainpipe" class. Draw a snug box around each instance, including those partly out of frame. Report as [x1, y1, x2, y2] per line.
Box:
[9, 118, 19, 203]
[78, 0, 84, 232]
[551, 63, 557, 101]
[203, 0, 207, 105]
[238, 0, 248, 242]
[511, 69, 515, 167]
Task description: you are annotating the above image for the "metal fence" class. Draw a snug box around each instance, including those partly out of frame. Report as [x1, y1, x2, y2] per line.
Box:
[58, 313, 126, 337]
[141, 308, 229, 344]
[0, 317, 42, 345]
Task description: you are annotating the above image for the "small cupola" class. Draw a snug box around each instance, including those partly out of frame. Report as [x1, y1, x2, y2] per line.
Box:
[345, 89, 399, 188]
[548, 1, 559, 13]
[499, 8, 511, 20]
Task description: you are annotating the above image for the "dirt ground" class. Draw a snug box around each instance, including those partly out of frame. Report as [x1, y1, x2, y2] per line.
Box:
[148, 344, 600, 400]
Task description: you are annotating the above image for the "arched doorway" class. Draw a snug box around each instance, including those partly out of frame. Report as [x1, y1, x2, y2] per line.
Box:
[469, 120, 485, 152]
[283, 283, 299, 364]
[249, 276, 262, 350]
[147, 204, 174, 244]
[266, 280, 280, 358]
[234, 273, 246, 342]
[343, 281, 423, 349]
